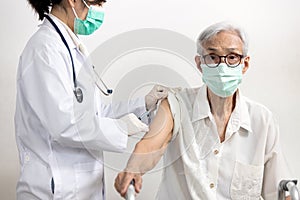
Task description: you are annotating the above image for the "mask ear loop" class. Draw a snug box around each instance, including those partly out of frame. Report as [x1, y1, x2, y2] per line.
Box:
[82, 0, 90, 9]
[71, 7, 79, 19]
[71, 0, 90, 18]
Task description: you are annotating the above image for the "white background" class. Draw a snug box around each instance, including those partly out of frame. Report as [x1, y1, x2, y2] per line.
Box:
[1, 0, 300, 199]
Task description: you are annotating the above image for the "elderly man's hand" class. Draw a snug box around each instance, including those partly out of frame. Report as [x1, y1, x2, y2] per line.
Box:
[114, 171, 143, 198]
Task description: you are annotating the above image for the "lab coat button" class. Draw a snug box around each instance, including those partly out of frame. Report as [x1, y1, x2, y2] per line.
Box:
[209, 183, 215, 188]
[214, 149, 219, 155]
[25, 155, 30, 162]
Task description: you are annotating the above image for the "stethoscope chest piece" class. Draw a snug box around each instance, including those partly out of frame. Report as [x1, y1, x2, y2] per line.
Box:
[45, 15, 113, 102]
[74, 87, 83, 103]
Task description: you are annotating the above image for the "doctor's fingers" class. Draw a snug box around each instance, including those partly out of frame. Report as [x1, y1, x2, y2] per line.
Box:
[146, 85, 183, 107]
[152, 85, 182, 95]
[146, 85, 169, 100]
[145, 92, 168, 111]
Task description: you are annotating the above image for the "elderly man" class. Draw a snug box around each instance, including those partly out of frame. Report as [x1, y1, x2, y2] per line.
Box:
[114, 22, 292, 200]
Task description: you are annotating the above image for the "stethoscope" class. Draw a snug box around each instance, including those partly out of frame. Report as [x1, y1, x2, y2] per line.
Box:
[45, 15, 113, 103]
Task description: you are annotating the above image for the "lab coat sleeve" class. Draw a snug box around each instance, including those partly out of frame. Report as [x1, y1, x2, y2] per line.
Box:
[261, 115, 293, 199]
[18, 45, 128, 152]
[99, 96, 147, 123]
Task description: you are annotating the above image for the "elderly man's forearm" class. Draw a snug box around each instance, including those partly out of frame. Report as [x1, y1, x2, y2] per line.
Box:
[125, 99, 174, 173]
[125, 146, 167, 174]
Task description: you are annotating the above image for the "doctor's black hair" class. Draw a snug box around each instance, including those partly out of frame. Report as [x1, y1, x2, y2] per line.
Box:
[27, 0, 107, 21]
[27, 0, 62, 20]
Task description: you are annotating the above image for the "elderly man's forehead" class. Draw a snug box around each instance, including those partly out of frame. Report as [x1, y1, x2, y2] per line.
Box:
[202, 31, 244, 51]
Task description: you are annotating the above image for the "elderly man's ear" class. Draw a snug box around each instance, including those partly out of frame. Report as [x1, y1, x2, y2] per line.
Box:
[195, 55, 202, 73]
[242, 56, 250, 74]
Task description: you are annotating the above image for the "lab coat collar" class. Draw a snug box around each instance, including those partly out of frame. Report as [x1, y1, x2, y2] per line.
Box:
[57, 16, 89, 56]
[42, 14, 79, 51]
[191, 85, 252, 133]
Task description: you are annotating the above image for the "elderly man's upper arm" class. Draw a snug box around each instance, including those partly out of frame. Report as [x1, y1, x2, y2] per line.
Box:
[125, 99, 174, 174]
[135, 99, 174, 153]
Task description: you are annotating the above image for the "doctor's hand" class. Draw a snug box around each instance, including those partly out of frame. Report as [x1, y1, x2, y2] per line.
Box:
[114, 171, 142, 198]
[145, 85, 168, 111]
[119, 113, 149, 136]
[145, 85, 181, 111]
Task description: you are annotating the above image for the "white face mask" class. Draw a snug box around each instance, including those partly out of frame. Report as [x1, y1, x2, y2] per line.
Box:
[201, 63, 243, 97]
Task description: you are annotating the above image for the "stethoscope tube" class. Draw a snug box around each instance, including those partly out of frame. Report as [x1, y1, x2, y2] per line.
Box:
[44, 15, 83, 102]
[44, 15, 112, 102]
[92, 65, 113, 96]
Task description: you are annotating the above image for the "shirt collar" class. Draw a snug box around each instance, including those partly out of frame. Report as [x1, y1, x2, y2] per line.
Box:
[236, 90, 253, 133]
[191, 85, 252, 133]
[191, 85, 211, 122]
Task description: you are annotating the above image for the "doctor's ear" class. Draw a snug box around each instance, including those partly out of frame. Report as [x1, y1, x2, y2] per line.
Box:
[195, 55, 203, 73]
[67, 0, 76, 7]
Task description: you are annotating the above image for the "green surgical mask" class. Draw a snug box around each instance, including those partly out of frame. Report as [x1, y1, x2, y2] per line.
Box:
[201, 63, 243, 97]
[72, 0, 104, 35]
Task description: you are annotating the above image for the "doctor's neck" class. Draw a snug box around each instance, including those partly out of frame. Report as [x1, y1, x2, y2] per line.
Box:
[50, 4, 75, 32]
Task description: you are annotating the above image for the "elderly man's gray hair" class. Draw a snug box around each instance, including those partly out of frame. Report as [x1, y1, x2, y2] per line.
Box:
[196, 22, 249, 56]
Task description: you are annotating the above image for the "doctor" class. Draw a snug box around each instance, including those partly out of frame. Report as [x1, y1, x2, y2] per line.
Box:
[15, 0, 167, 199]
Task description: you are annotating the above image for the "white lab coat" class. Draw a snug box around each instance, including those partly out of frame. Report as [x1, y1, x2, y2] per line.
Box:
[15, 15, 146, 200]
